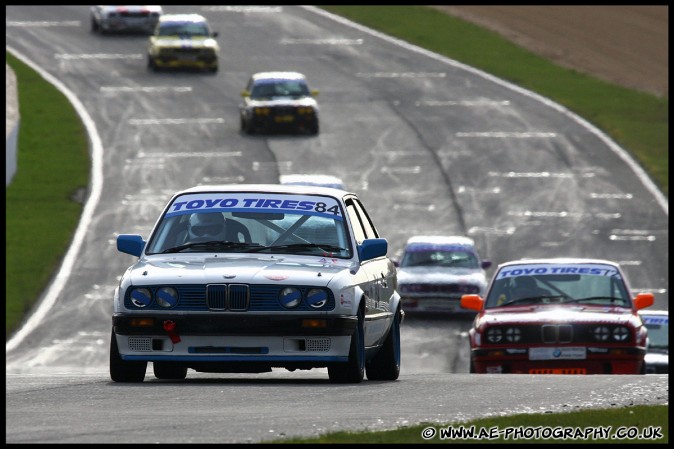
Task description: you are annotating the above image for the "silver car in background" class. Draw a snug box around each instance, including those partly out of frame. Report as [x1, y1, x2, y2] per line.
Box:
[240, 72, 320, 135]
[396, 235, 491, 315]
[639, 309, 668, 374]
[91, 5, 163, 35]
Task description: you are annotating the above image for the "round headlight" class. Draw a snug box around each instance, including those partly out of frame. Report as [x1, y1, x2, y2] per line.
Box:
[593, 326, 610, 341]
[486, 327, 503, 343]
[505, 327, 521, 343]
[279, 287, 302, 308]
[612, 326, 629, 341]
[306, 288, 328, 308]
[130, 288, 152, 308]
[156, 287, 178, 308]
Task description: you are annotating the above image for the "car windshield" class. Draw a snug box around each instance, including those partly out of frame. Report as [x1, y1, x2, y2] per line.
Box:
[144, 192, 352, 258]
[158, 22, 209, 37]
[642, 315, 669, 351]
[484, 263, 632, 308]
[400, 248, 478, 268]
[250, 80, 310, 99]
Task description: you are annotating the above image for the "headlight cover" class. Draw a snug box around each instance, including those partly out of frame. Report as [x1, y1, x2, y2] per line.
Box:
[156, 287, 178, 308]
[306, 288, 328, 308]
[612, 325, 630, 341]
[505, 327, 521, 343]
[130, 288, 152, 308]
[279, 287, 302, 308]
[592, 326, 610, 342]
[486, 327, 503, 343]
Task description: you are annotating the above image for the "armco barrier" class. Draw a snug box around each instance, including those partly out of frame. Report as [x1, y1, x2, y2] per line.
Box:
[6, 64, 19, 186]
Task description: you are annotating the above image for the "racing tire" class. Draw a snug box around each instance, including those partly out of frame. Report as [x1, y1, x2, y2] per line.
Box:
[365, 308, 401, 381]
[153, 362, 188, 380]
[328, 309, 365, 383]
[91, 17, 99, 33]
[242, 118, 254, 135]
[109, 330, 147, 383]
[147, 56, 158, 72]
[469, 360, 476, 374]
[309, 121, 319, 136]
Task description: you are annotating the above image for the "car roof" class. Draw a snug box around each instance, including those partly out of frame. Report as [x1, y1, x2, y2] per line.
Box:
[98, 5, 163, 12]
[177, 183, 349, 196]
[405, 235, 476, 247]
[159, 13, 207, 24]
[280, 174, 345, 190]
[497, 258, 621, 268]
[251, 71, 307, 82]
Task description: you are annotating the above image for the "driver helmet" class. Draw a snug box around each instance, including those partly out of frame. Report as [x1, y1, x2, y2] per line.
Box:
[188, 212, 226, 241]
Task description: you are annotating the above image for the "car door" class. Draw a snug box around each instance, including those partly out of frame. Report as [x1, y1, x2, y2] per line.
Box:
[344, 196, 396, 347]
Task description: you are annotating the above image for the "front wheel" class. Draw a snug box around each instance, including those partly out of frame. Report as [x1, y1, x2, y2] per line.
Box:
[241, 116, 254, 135]
[110, 330, 147, 383]
[366, 309, 401, 381]
[147, 56, 158, 72]
[328, 311, 364, 383]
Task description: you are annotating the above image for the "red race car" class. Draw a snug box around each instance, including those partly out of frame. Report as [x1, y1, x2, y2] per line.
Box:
[461, 258, 654, 374]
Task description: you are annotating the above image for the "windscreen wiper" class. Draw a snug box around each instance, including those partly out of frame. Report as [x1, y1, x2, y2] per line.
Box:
[247, 243, 346, 254]
[563, 296, 627, 305]
[161, 241, 262, 254]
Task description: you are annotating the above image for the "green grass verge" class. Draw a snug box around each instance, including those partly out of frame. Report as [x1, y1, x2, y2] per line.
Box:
[5, 52, 89, 338]
[321, 6, 668, 198]
[269, 404, 668, 444]
[5, 6, 668, 444]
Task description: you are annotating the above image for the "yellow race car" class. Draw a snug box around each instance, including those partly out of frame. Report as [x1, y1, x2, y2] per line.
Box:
[147, 13, 219, 73]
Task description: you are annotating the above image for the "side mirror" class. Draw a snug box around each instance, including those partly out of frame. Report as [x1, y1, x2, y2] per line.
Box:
[633, 292, 655, 310]
[310, 89, 319, 96]
[461, 294, 484, 311]
[481, 260, 492, 270]
[117, 234, 145, 257]
[212, 31, 219, 38]
[241, 90, 250, 97]
[358, 238, 387, 261]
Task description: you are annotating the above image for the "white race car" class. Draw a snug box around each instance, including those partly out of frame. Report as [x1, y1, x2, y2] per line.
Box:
[639, 309, 668, 374]
[240, 72, 320, 135]
[90, 5, 162, 35]
[111, 184, 402, 383]
[396, 236, 491, 315]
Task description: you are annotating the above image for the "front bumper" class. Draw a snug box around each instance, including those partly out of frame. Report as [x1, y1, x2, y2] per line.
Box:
[150, 53, 218, 70]
[113, 313, 355, 336]
[470, 345, 647, 374]
[401, 296, 474, 314]
[102, 20, 157, 33]
[247, 108, 318, 132]
[113, 313, 356, 364]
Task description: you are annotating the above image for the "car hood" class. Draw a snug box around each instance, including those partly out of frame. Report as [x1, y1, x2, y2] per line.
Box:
[644, 352, 668, 365]
[126, 254, 352, 287]
[477, 305, 641, 327]
[151, 37, 218, 49]
[247, 97, 318, 108]
[397, 266, 487, 285]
